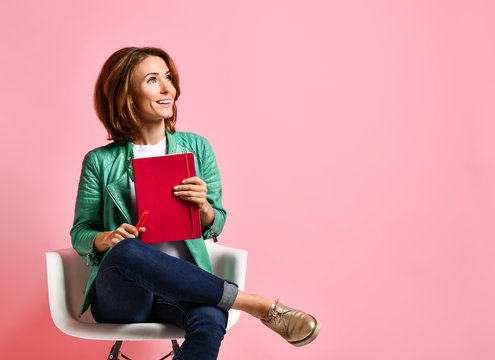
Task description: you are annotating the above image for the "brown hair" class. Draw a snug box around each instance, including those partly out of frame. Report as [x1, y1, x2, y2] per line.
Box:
[94, 47, 181, 144]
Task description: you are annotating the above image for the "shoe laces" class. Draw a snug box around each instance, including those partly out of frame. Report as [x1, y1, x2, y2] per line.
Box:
[268, 299, 284, 324]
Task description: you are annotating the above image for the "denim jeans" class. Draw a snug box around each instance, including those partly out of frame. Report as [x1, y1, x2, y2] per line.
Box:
[91, 238, 238, 360]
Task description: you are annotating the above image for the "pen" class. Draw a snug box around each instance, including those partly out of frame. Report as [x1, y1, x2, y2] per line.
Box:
[136, 210, 149, 232]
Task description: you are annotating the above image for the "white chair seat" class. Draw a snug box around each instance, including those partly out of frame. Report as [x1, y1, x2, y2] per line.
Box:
[46, 241, 247, 342]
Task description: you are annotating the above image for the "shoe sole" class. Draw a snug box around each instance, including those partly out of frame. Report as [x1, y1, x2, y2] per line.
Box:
[289, 316, 321, 347]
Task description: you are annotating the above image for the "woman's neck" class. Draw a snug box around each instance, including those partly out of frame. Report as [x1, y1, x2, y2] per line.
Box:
[133, 121, 166, 145]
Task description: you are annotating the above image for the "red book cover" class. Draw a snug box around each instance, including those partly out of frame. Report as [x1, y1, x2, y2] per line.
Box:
[132, 153, 202, 243]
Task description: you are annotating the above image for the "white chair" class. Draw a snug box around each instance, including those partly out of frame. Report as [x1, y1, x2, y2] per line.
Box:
[46, 241, 248, 359]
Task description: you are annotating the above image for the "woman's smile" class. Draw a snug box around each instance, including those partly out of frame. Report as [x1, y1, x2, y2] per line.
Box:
[156, 98, 172, 107]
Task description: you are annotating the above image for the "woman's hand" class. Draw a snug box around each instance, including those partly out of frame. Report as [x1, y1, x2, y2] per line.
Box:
[174, 176, 215, 228]
[94, 223, 145, 253]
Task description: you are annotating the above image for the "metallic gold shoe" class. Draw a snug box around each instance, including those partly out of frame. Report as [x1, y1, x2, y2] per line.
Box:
[260, 300, 321, 347]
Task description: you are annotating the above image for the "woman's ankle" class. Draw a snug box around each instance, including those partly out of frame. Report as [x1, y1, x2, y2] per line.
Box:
[232, 292, 274, 320]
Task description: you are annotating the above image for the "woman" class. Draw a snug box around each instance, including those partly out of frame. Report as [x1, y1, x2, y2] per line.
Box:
[71, 46, 320, 359]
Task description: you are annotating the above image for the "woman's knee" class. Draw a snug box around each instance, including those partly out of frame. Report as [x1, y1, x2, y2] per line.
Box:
[106, 238, 146, 264]
[112, 237, 141, 253]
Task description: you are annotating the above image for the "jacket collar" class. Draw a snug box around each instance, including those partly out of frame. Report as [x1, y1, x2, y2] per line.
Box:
[166, 129, 177, 154]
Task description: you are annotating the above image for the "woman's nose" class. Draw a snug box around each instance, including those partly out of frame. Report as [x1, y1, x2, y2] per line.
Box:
[161, 80, 173, 94]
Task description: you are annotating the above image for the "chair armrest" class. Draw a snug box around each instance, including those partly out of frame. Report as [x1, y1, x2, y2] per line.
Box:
[205, 241, 247, 291]
[204, 241, 248, 330]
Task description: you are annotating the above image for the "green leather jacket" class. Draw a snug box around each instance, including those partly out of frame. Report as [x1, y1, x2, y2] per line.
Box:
[70, 131, 226, 316]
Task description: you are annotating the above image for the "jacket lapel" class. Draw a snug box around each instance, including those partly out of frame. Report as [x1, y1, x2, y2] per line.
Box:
[106, 145, 134, 224]
[166, 130, 177, 154]
[106, 173, 133, 224]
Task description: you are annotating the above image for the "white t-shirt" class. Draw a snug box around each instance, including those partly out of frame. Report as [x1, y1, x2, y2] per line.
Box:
[130, 137, 195, 263]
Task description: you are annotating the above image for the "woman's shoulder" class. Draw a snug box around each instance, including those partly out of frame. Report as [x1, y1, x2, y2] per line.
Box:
[174, 131, 209, 145]
[174, 131, 213, 153]
[82, 142, 127, 167]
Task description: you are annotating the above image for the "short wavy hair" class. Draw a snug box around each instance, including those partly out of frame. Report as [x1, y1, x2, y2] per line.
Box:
[94, 47, 181, 144]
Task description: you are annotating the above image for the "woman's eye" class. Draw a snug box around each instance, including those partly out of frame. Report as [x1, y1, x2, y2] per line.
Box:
[147, 77, 157, 83]
[165, 75, 172, 81]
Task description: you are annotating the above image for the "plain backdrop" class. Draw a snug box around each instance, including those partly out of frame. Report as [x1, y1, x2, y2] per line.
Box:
[0, 0, 494, 359]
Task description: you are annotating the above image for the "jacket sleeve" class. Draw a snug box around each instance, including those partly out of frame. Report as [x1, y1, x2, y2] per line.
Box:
[199, 139, 227, 240]
[70, 151, 104, 266]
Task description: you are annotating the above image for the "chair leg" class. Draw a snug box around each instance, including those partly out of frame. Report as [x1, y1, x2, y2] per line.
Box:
[107, 339, 180, 360]
[107, 340, 132, 359]
[158, 340, 181, 360]
[107, 341, 123, 360]
[172, 340, 180, 354]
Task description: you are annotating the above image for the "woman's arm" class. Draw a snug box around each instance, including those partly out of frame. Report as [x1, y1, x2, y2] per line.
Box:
[70, 151, 105, 265]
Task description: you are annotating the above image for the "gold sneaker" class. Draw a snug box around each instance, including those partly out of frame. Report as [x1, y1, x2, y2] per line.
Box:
[261, 300, 321, 347]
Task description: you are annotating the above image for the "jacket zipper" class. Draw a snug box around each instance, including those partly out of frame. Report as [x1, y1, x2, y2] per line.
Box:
[85, 252, 97, 266]
[106, 187, 132, 224]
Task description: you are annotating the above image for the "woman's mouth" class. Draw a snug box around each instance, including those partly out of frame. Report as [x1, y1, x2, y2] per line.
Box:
[157, 99, 172, 105]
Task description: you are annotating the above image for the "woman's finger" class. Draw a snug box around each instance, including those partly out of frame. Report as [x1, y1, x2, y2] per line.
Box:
[178, 196, 206, 205]
[181, 176, 206, 185]
[174, 191, 207, 201]
[121, 223, 139, 237]
[174, 190, 206, 197]
[114, 228, 137, 239]
[109, 233, 124, 246]
[174, 184, 205, 192]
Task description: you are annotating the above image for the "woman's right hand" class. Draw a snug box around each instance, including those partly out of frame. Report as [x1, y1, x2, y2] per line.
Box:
[94, 223, 145, 253]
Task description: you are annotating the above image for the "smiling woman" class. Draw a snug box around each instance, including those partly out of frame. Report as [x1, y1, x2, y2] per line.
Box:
[94, 47, 181, 145]
[71, 46, 320, 360]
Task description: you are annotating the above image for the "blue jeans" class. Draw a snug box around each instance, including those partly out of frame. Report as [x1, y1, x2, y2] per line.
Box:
[91, 238, 238, 360]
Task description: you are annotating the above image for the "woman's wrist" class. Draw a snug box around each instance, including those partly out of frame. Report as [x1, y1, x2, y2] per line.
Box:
[94, 231, 110, 253]
[199, 202, 215, 229]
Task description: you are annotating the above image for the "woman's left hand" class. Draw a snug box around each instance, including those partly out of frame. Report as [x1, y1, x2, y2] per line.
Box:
[174, 176, 214, 227]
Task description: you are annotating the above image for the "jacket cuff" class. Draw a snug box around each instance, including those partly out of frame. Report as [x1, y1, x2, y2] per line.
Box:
[80, 230, 101, 266]
[202, 208, 222, 242]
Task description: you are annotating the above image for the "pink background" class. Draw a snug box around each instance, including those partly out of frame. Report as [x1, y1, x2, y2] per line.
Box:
[1, 0, 494, 359]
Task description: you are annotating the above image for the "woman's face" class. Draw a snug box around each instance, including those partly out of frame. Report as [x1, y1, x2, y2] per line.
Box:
[131, 56, 177, 123]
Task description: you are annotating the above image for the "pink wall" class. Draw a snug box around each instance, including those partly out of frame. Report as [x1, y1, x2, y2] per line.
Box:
[1, 0, 494, 359]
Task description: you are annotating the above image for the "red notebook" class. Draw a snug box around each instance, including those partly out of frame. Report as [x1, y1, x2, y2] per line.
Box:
[132, 153, 202, 243]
